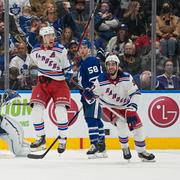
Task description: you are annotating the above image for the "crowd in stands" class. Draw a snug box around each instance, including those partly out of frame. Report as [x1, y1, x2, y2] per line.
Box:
[0, 0, 179, 90]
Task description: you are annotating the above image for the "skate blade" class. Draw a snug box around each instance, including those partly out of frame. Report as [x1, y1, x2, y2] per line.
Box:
[97, 152, 108, 158]
[30, 145, 46, 152]
[87, 153, 99, 159]
[141, 158, 156, 162]
[123, 158, 131, 162]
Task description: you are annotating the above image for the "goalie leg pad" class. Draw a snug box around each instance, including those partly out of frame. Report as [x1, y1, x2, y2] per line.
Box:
[1, 116, 30, 156]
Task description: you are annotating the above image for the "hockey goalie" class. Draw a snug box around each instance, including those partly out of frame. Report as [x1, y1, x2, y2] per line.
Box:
[0, 90, 31, 157]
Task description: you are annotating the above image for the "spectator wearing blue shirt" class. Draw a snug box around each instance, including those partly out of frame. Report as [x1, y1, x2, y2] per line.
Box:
[157, 59, 180, 89]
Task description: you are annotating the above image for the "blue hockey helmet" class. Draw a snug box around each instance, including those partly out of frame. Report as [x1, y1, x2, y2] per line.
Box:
[81, 39, 91, 49]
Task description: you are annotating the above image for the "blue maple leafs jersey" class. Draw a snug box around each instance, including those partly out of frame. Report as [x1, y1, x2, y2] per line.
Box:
[78, 56, 103, 89]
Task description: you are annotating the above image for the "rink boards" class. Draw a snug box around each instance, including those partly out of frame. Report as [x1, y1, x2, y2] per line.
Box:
[0, 90, 180, 149]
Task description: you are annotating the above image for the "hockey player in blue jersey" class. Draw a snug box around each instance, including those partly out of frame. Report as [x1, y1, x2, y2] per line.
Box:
[78, 39, 107, 159]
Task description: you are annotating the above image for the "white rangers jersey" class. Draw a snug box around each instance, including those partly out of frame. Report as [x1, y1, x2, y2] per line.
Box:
[30, 43, 71, 81]
[92, 71, 141, 111]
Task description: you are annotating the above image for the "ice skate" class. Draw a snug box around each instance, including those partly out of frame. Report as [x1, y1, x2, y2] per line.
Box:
[87, 144, 99, 159]
[122, 147, 132, 161]
[97, 141, 108, 158]
[138, 151, 155, 162]
[30, 135, 46, 152]
[57, 137, 67, 154]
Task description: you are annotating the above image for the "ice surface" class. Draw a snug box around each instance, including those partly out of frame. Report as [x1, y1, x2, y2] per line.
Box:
[0, 150, 180, 180]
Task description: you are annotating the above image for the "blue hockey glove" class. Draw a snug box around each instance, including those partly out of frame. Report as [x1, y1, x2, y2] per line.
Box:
[83, 88, 95, 100]
[125, 110, 138, 131]
[65, 72, 73, 81]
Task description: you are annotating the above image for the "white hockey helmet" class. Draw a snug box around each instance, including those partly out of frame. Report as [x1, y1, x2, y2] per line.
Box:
[105, 54, 120, 65]
[39, 26, 55, 36]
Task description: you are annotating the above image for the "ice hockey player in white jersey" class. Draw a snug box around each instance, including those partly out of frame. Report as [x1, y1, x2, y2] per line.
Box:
[0, 90, 31, 157]
[29, 26, 73, 154]
[83, 54, 155, 162]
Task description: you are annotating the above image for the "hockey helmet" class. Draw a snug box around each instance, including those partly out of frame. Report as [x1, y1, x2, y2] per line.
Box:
[39, 26, 55, 36]
[81, 39, 91, 48]
[105, 55, 120, 65]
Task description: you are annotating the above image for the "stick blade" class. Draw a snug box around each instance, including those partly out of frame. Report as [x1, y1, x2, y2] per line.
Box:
[27, 153, 44, 159]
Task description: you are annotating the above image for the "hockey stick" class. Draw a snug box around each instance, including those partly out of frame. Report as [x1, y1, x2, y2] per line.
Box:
[68, 0, 101, 76]
[27, 136, 59, 159]
[76, 0, 101, 53]
[12, 103, 30, 106]
[27, 106, 83, 159]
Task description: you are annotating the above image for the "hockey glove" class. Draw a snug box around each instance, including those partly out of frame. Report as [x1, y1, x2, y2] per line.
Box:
[65, 72, 73, 81]
[125, 110, 138, 130]
[83, 88, 95, 100]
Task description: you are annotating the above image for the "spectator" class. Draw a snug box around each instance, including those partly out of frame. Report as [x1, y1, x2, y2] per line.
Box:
[106, 23, 131, 56]
[71, 0, 89, 39]
[119, 42, 141, 75]
[0, 0, 25, 43]
[60, 27, 74, 48]
[19, 5, 33, 36]
[140, 41, 168, 75]
[156, 2, 180, 58]
[157, 59, 180, 89]
[29, 0, 48, 17]
[134, 24, 151, 55]
[133, 70, 152, 90]
[9, 43, 34, 77]
[26, 17, 47, 48]
[54, 0, 76, 31]
[67, 39, 78, 63]
[123, 1, 147, 39]
[41, 1, 63, 39]
[94, 1, 119, 42]
[9, 0, 31, 20]
[9, 0, 31, 36]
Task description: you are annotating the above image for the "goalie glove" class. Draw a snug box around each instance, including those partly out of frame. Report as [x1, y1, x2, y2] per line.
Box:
[125, 109, 138, 130]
